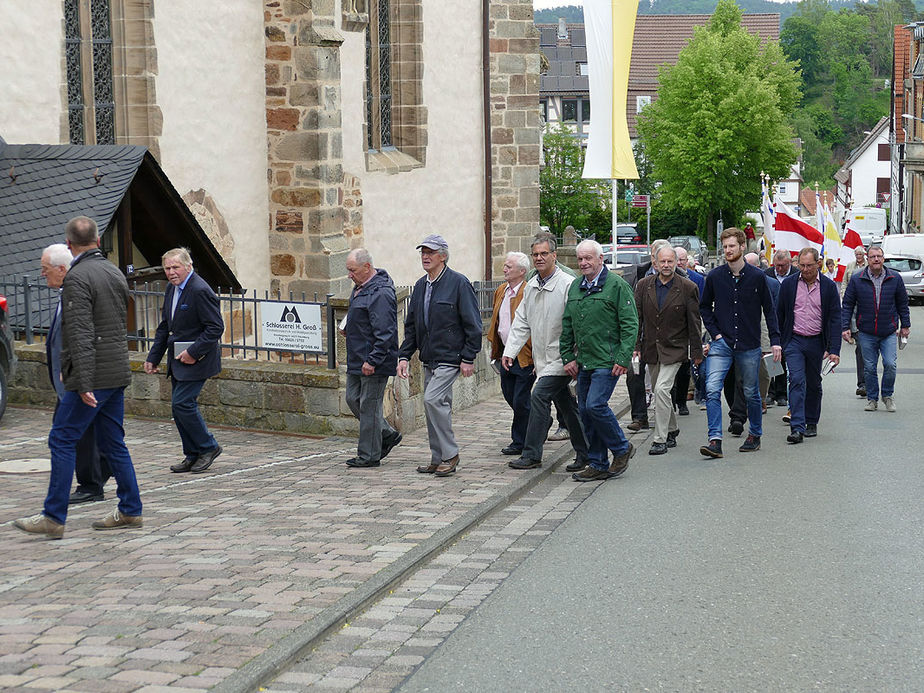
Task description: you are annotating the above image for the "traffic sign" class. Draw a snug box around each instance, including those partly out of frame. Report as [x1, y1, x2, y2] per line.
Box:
[631, 195, 649, 208]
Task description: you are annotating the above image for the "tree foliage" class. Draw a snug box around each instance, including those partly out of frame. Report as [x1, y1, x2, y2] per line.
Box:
[637, 0, 800, 244]
[783, 0, 917, 187]
[539, 124, 611, 238]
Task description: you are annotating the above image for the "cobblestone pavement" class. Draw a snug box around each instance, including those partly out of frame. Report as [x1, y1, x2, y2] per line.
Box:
[0, 386, 630, 692]
[261, 471, 603, 693]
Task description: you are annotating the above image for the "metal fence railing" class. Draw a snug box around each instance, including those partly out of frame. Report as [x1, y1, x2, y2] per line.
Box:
[0, 275, 337, 368]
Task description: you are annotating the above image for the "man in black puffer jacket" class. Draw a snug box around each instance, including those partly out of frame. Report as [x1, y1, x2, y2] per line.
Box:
[397, 235, 482, 477]
[15, 216, 142, 539]
[343, 248, 401, 468]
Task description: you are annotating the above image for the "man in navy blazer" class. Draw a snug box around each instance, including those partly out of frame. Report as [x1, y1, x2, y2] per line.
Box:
[144, 248, 224, 473]
[41, 243, 111, 503]
[776, 247, 841, 444]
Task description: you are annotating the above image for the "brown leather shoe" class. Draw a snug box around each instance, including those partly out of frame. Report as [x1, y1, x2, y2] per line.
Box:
[170, 455, 197, 473]
[434, 455, 459, 477]
[416, 462, 440, 474]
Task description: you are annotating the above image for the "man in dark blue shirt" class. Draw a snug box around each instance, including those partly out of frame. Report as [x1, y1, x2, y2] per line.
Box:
[699, 228, 781, 458]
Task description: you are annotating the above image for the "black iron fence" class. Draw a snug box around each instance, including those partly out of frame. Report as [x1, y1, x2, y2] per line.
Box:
[0, 275, 336, 368]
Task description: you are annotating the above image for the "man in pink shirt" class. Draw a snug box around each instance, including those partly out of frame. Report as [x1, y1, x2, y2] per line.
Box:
[775, 248, 842, 443]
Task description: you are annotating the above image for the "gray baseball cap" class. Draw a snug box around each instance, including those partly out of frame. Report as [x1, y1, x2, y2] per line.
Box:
[416, 234, 448, 251]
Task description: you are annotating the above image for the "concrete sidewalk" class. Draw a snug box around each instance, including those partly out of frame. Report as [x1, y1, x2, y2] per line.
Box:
[0, 387, 629, 692]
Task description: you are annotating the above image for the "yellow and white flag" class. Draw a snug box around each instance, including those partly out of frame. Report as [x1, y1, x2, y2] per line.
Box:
[582, 0, 640, 180]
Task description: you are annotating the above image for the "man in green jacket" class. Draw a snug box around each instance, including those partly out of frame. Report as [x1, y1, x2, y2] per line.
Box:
[561, 239, 639, 482]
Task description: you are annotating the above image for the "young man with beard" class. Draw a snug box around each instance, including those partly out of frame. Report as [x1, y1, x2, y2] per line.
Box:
[699, 228, 781, 458]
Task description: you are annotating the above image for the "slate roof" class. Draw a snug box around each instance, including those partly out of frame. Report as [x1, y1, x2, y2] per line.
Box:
[0, 143, 146, 280]
[539, 14, 781, 133]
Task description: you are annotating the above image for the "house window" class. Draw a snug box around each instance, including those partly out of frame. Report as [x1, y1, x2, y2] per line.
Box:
[878, 143, 890, 161]
[636, 95, 651, 113]
[777, 182, 788, 197]
[877, 177, 890, 199]
[563, 99, 577, 122]
[540, 99, 548, 122]
[365, 0, 392, 151]
[363, 0, 427, 171]
[64, 0, 115, 145]
[578, 63, 589, 76]
[581, 98, 590, 122]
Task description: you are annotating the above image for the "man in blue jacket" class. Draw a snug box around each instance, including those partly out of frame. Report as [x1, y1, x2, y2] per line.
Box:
[343, 248, 401, 468]
[398, 235, 482, 477]
[841, 245, 911, 412]
[776, 248, 841, 443]
[144, 248, 224, 473]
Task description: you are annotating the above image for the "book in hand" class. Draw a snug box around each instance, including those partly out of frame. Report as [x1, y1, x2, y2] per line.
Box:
[173, 341, 194, 358]
[762, 352, 784, 378]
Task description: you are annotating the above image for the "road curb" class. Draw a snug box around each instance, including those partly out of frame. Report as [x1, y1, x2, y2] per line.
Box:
[213, 401, 629, 693]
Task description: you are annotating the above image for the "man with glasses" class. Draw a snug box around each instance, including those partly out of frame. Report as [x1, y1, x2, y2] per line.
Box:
[776, 248, 841, 443]
[398, 235, 481, 477]
[503, 234, 589, 472]
[841, 245, 910, 412]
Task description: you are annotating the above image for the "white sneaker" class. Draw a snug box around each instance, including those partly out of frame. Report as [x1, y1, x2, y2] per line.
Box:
[882, 396, 895, 413]
[864, 400, 878, 412]
[546, 427, 570, 441]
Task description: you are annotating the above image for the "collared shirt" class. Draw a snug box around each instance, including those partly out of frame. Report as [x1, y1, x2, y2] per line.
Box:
[869, 268, 885, 308]
[580, 266, 605, 291]
[774, 271, 789, 284]
[655, 276, 673, 310]
[172, 271, 194, 318]
[423, 264, 447, 327]
[536, 268, 556, 287]
[700, 262, 780, 351]
[498, 280, 522, 345]
[793, 277, 823, 336]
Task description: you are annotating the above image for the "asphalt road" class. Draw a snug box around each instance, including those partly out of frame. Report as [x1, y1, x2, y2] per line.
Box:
[401, 316, 924, 692]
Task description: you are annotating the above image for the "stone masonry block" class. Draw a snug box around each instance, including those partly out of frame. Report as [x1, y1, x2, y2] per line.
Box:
[218, 380, 263, 408]
[264, 383, 307, 412]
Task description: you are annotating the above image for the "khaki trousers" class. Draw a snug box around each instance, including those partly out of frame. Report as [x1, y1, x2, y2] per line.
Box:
[648, 361, 681, 444]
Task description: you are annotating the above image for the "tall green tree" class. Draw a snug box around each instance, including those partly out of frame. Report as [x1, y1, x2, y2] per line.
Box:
[637, 0, 800, 245]
[539, 124, 609, 237]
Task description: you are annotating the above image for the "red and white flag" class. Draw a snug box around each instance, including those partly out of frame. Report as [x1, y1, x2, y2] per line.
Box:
[838, 228, 864, 282]
[774, 199, 825, 255]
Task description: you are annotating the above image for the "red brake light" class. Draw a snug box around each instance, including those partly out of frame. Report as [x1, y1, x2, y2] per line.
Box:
[0, 295, 6, 313]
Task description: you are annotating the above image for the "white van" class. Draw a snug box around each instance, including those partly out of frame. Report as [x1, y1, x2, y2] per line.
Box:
[882, 233, 924, 258]
[850, 207, 887, 246]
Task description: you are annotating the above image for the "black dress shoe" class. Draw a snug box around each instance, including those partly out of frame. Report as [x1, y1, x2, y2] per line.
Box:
[508, 457, 541, 470]
[346, 457, 381, 468]
[804, 423, 817, 437]
[666, 429, 680, 448]
[190, 445, 222, 474]
[728, 420, 744, 436]
[677, 404, 690, 416]
[69, 490, 104, 505]
[501, 445, 524, 456]
[565, 458, 586, 473]
[381, 432, 402, 460]
[787, 431, 803, 444]
[170, 455, 197, 473]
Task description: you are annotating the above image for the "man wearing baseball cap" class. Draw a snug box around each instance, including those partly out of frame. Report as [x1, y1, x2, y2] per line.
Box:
[397, 235, 482, 476]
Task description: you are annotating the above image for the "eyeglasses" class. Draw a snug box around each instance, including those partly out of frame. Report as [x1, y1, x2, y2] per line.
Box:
[531, 251, 552, 259]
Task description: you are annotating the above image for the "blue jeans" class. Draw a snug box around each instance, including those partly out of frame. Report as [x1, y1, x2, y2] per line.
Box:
[784, 335, 825, 433]
[856, 332, 897, 401]
[704, 339, 762, 440]
[576, 367, 629, 471]
[172, 378, 218, 456]
[44, 388, 142, 525]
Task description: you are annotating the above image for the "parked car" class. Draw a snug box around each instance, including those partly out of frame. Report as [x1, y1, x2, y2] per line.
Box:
[667, 235, 709, 267]
[606, 245, 649, 281]
[883, 255, 924, 304]
[615, 224, 642, 245]
[0, 293, 16, 422]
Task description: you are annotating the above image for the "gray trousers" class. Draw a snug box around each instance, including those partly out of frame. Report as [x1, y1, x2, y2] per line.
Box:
[423, 364, 461, 463]
[346, 373, 398, 463]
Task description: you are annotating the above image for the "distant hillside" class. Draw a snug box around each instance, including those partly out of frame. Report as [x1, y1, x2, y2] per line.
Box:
[534, 1, 864, 27]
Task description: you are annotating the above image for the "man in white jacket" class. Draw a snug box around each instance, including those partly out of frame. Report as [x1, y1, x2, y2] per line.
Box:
[502, 235, 589, 471]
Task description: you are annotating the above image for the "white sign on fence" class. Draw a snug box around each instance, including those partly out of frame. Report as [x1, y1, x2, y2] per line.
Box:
[260, 301, 323, 352]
